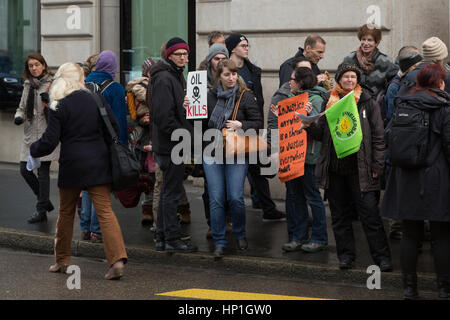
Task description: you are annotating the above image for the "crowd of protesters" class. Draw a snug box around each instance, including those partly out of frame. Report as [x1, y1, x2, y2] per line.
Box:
[14, 24, 449, 298]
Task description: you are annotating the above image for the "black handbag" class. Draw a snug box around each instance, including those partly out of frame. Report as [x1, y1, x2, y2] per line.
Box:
[91, 93, 140, 191]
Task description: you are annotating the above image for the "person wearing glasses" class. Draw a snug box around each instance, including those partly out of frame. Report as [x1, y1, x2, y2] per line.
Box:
[226, 33, 285, 223]
[150, 37, 197, 253]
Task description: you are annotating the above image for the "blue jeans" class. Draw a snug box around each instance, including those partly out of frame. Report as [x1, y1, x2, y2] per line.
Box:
[80, 190, 101, 234]
[203, 157, 248, 248]
[285, 164, 327, 244]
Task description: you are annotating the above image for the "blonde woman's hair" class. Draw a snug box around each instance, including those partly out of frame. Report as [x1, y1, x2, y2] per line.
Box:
[50, 62, 87, 110]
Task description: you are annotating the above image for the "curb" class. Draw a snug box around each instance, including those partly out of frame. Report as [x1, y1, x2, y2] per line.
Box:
[0, 227, 438, 292]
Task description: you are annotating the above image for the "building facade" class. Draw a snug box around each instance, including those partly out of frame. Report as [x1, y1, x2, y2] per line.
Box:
[0, 0, 448, 198]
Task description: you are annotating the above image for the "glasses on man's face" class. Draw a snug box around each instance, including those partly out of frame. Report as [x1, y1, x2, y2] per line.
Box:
[239, 44, 250, 49]
[289, 77, 296, 81]
[172, 52, 189, 57]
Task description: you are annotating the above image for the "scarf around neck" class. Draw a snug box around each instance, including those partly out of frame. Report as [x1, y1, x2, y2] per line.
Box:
[326, 83, 362, 110]
[356, 47, 377, 75]
[26, 74, 49, 121]
[209, 83, 239, 130]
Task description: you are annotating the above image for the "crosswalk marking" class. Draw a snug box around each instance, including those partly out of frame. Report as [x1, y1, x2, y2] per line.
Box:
[156, 289, 331, 300]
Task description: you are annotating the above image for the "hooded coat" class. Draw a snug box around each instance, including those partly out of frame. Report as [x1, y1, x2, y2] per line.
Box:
[381, 89, 450, 221]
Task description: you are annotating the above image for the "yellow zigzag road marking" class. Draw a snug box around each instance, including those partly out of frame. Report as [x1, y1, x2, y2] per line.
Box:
[156, 289, 332, 300]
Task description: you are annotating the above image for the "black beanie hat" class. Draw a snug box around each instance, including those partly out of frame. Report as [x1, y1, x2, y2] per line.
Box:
[399, 53, 423, 73]
[225, 33, 248, 54]
[335, 62, 362, 84]
[165, 37, 190, 59]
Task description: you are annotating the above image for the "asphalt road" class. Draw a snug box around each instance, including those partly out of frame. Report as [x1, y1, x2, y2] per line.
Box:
[0, 247, 437, 302]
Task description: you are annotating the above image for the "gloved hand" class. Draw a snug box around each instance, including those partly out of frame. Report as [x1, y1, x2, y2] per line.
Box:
[40, 92, 50, 104]
[14, 117, 24, 126]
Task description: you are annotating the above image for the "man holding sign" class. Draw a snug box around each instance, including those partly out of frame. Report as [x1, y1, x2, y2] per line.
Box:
[306, 63, 391, 271]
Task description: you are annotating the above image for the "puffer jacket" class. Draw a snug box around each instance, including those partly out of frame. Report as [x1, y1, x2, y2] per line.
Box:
[15, 74, 60, 162]
[382, 89, 450, 221]
[268, 83, 327, 164]
[307, 87, 386, 192]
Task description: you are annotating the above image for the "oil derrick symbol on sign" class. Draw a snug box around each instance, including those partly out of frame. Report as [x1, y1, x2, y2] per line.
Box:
[187, 71, 208, 119]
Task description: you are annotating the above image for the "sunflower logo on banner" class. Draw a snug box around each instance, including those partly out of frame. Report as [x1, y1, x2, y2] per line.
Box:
[325, 91, 362, 159]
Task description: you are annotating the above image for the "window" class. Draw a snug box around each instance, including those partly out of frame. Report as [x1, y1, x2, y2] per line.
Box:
[121, 0, 195, 83]
[0, 0, 39, 111]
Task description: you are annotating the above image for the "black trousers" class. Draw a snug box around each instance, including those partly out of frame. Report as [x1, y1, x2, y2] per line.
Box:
[402, 220, 450, 277]
[20, 161, 52, 213]
[247, 164, 276, 214]
[327, 172, 391, 264]
[155, 154, 184, 242]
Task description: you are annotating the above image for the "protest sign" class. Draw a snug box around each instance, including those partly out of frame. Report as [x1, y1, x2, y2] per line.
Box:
[277, 93, 308, 183]
[325, 91, 362, 159]
[186, 71, 208, 119]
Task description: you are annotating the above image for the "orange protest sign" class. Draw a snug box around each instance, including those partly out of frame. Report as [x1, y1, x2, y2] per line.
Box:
[277, 93, 308, 183]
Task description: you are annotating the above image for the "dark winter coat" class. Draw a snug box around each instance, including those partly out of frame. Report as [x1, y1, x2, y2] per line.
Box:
[405, 62, 450, 95]
[307, 88, 386, 192]
[381, 89, 450, 222]
[30, 90, 120, 189]
[343, 49, 399, 97]
[240, 59, 265, 118]
[150, 59, 193, 156]
[278, 48, 322, 88]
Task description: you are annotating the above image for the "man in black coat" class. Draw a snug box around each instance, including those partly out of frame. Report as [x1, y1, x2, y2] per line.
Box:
[226, 33, 285, 221]
[279, 35, 327, 88]
[150, 37, 197, 253]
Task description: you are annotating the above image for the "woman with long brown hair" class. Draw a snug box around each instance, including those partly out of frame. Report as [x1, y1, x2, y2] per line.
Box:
[14, 53, 59, 224]
[200, 59, 263, 258]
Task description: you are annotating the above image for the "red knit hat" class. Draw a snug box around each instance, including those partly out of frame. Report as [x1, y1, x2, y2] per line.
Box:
[165, 37, 190, 59]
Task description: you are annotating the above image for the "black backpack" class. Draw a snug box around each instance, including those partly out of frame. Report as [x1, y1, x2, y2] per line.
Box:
[85, 79, 114, 94]
[385, 97, 431, 169]
[377, 77, 415, 127]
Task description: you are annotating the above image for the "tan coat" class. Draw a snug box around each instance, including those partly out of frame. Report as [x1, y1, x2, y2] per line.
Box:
[15, 74, 60, 162]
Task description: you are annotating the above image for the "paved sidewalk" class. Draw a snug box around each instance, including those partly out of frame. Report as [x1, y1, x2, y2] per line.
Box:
[0, 163, 439, 291]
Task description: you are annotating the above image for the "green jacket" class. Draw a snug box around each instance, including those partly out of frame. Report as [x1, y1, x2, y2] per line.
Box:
[268, 84, 327, 165]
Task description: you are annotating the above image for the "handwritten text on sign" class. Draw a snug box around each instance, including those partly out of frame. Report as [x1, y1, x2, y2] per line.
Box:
[278, 93, 308, 183]
[187, 71, 208, 119]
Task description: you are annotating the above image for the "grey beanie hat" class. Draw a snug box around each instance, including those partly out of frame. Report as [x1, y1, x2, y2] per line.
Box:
[422, 37, 448, 62]
[207, 43, 229, 62]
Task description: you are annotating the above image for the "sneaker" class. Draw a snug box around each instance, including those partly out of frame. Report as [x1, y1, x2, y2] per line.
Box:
[263, 210, 286, 222]
[90, 232, 103, 243]
[301, 242, 328, 253]
[282, 240, 305, 252]
[180, 232, 191, 241]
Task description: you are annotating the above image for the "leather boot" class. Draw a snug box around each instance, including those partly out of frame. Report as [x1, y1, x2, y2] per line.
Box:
[437, 275, 450, 299]
[403, 273, 419, 300]
[27, 211, 47, 224]
[141, 204, 153, 226]
[177, 203, 191, 224]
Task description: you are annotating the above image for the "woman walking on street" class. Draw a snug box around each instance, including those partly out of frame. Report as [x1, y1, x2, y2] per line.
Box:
[14, 53, 59, 224]
[382, 64, 450, 299]
[30, 62, 127, 280]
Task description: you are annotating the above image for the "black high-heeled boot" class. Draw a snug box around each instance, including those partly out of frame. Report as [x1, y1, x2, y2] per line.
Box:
[403, 273, 419, 300]
[437, 275, 450, 299]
